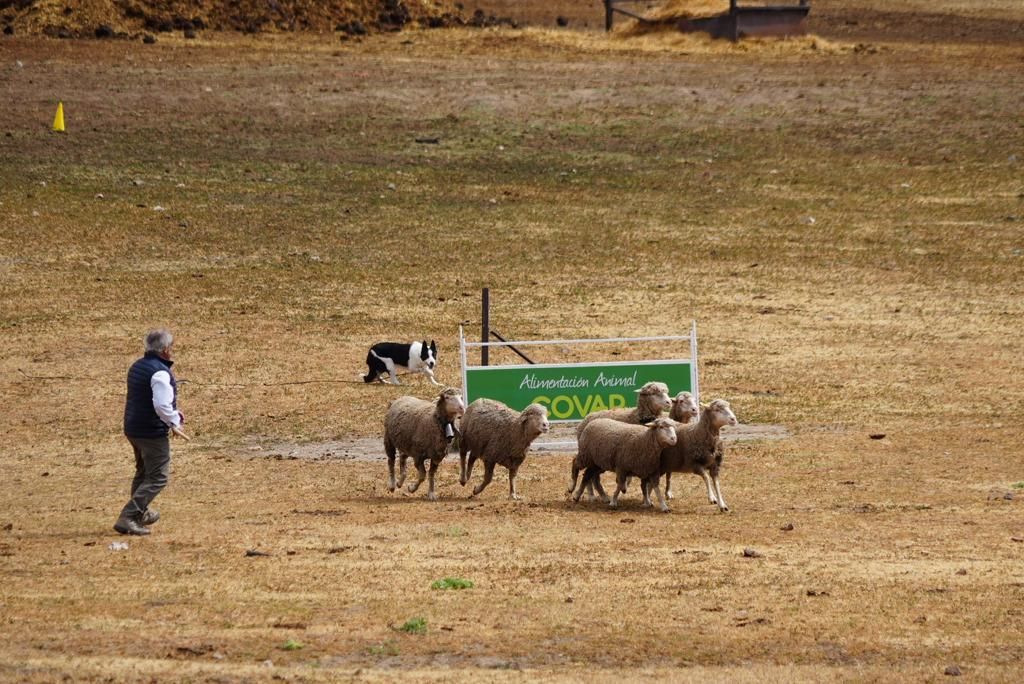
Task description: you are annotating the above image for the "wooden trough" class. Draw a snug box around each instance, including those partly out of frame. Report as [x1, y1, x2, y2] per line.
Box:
[605, 0, 811, 41]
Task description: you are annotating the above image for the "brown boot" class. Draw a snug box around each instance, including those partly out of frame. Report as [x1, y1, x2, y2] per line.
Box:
[140, 509, 160, 526]
[113, 514, 150, 536]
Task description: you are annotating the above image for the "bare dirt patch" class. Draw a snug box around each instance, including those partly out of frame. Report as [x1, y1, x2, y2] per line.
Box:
[256, 422, 790, 461]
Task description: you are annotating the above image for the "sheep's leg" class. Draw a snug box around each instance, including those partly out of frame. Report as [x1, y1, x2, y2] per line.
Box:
[396, 455, 409, 488]
[591, 475, 610, 503]
[698, 468, 718, 505]
[472, 461, 495, 497]
[425, 459, 440, 501]
[609, 472, 627, 509]
[458, 444, 469, 486]
[648, 476, 670, 513]
[573, 467, 598, 502]
[407, 458, 427, 494]
[385, 439, 397, 492]
[712, 474, 728, 512]
[464, 453, 478, 486]
[567, 463, 581, 497]
[665, 471, 674, 500]
[508, 463, 521, 501]
[640, 477, 653, 508]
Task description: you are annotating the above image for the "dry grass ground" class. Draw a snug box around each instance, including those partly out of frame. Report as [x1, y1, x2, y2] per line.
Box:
[1, 2, 1023, 681]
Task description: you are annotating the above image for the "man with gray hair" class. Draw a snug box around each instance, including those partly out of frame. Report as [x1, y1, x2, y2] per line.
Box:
[114, 328, 187, 536]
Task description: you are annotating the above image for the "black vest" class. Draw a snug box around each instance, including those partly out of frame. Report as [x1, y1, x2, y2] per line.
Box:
[123, 352, 176, 438]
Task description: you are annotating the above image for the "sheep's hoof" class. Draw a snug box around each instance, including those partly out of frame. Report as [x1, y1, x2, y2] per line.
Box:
[719, 505, 730, 513]
[510, 494, 522, 501]
[660, 505, 671, 513]
[666, 491, 674, 500]
[426, 492, 437, 501]
[387, 485, 395, 493]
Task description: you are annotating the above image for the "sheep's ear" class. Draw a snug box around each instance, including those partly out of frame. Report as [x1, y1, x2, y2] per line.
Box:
[700, 402, 709, 410]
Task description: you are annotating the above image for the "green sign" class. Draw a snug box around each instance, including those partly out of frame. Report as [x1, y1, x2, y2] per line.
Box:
[463, 360, 694, 421]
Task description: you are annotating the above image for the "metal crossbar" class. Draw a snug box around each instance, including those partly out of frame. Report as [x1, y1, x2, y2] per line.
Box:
[463, 334, 695, 348]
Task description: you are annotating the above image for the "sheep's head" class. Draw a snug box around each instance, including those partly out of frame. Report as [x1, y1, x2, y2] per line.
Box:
[703, 399, 738, 429]
[521, 403, 550, 439]
[437, 388, 466, 420]
[636, 381, 672, 414]
[670, 391, 699, 423]
[649, 416, 678, 447]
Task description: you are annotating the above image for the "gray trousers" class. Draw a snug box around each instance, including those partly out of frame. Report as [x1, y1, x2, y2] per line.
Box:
[120, 436, 171, 519]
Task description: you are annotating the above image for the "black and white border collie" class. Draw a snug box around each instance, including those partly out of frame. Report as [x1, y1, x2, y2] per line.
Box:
[364, 340, 440, 386]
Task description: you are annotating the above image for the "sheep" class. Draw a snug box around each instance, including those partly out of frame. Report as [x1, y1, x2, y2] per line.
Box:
[570, 416, 678, 511]
[383, 387, 466, 501]
[669, 391, 699, 424]
[573, 380, 673, 502]
[458, 399, 550, 500]
[655, 399, 738, 511]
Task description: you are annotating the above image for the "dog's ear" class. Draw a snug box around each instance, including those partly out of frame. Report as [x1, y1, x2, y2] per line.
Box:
[421, 341, 430, 360]
[430, 340, 437, 354]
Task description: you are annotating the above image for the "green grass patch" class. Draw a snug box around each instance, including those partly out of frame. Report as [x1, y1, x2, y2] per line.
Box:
[280, 639, 304, 651]
[1012, 482, 1024, 489]
[397, 617, 427, 634]
[431, 577, 474, 590]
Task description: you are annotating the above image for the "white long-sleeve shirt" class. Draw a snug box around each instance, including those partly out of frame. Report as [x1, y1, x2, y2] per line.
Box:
[151, 370, 182, 428]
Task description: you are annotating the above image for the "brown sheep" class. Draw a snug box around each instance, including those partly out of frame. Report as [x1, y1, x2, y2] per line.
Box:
[656, 399, 737, 511]
[574, 381, 673, 502]
[383, 388, 466, 501]
[458, 399, 550, 499]
[571, 416, 678, 511]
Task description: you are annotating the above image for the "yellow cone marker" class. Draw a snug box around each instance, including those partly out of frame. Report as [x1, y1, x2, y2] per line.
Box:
[52, 101, 65, 132]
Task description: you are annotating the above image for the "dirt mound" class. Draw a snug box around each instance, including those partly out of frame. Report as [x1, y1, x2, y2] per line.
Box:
[0, 0, 466, 38]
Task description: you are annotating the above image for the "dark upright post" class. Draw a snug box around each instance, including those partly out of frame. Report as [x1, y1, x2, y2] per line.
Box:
[605, 0, 613, 32]
[481, 287, 490, 366]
